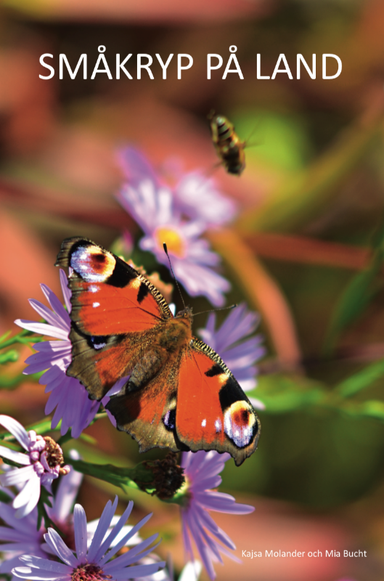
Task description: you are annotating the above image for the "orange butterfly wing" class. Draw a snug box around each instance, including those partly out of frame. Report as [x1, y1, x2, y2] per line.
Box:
[56, 238, 172, 399]
[105, 353, 186, 453]
[56, 237, 171, 335]
[176, 339, 260, 466]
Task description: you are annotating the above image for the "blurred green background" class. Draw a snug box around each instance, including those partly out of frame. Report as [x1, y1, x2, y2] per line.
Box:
[1, 1, 384, 580]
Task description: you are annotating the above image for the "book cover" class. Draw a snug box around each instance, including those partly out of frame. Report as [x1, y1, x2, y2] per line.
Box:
[0, 2, 383, 581]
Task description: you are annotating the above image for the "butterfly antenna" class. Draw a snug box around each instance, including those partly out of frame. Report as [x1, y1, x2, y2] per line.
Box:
[193, 304, 238, 318]
[163, 243, 186, 310]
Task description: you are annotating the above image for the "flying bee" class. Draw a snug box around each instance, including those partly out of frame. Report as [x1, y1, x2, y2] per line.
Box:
[208, 111, 246, 176]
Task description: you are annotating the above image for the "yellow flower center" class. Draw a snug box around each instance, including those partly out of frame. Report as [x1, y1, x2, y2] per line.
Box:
[172, 475, 192, 507]
[155, 227, 185, 258]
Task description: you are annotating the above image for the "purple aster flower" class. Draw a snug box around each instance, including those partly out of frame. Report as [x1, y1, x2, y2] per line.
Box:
[118, 146, 159, 189]
[180, 450, 254, 580]
[45, 450, 83, 536]
[133, 556, 170, 581]
[14, 270, 101, 438]
[117, 179, 230, 306]
[117, 146, 236, 227]
[47, 451, 142, 551]
[0, 492, 45, 581]
[198, 303, 266, 410]
[0, 457, 150, 579]
[0, 415, 69, 518]
[12, 496, 165, 581]
[0, 454, 81, 578]
[173, 171, 236, 227]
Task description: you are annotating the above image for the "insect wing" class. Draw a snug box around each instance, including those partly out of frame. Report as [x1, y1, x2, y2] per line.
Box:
[176, 338, 260, 466]
[56, 237, 171, 335]
[56, 237, 172, 399]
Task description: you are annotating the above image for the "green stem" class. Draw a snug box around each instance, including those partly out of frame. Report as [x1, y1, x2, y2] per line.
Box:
[0, 328, 45, 351]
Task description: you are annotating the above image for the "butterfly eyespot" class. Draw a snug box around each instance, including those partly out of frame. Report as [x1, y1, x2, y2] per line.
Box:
[71, 245, 116, 282]
[163, 408, 176, 431]
[223, 401, 257, 449]
[92, 253, 107, 265]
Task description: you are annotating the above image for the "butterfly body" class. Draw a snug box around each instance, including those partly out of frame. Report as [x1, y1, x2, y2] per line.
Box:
[56, 238, 260, 465]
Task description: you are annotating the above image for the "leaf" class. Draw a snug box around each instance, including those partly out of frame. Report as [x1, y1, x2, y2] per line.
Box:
[57, 430, 96, 447]
[0, 350, 19, 364]
[0, 330, 11, 344]
[335, 359, 384, 398]
[324, 269, 380, 353]
[0, 489, 12, 502]
[0, 328, 33, 350]
[237, 114, 380, 233]
[0, 375, 25, 389]
[68, 458, 157, 495]
[324, 223, 384, 354]
[234, 110, 311, 172]
[253, 374, 325, 413]
[26, 418, 59, 435]
[342, 400, 384, 422]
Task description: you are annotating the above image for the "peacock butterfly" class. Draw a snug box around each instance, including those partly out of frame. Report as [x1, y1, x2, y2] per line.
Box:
[56, 237, 261, 466]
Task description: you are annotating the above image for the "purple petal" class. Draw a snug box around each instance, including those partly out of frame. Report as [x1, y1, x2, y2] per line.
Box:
[191, 474, 222, 492]
[14, 320, 68, 341]
[0, 447, 30, 466]
[187, 509, 224, 561]
[172, 260, 229, 307]
[40, 284, 70, 328]
[44, 528, 77, 567]
[13, 476, 41, 518]
[0, 416, 29, 450]
[59, 269, 72, 312]
[96, 501, 136, 563]
[117, 146, 159, 188]
[73, 504, 88, 561]
[87, 497, 118, 563]
[45, 373, 98, 438]
[183, 512, 216, 580]
[105, 534, 159, 569]
[174, 170, 236, 227]
[1, 465, 36, 488]
[249, 396, 265, 410]
[12, 566, 69, 580]
[181, 514, 194, 561]
[198, 509, 236, 550]
[32, 341, 71, 355]
[19, 554, 71, 574]
[44, 370, 69, 402]
[110, 563, 166, 581]
[198, 491, 254, 514]
[48, 452, 81, 523]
